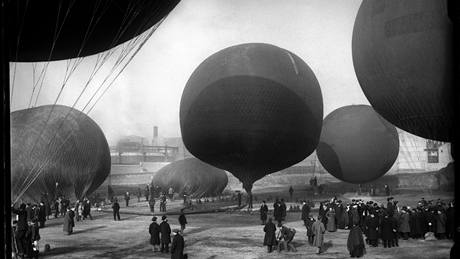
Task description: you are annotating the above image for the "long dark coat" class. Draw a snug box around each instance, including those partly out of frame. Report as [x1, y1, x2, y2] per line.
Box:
[435, 213, 446, 234]
[280, 201, 287, 219]
[366, 216, 379, 240]
[301, 204, 310, 221]
[380, 216, 394, 241]
[38, 205, 47, 223]
[347, 225, 365, 257]
[63, 211, 74, 233]
[160, 221, 171, 244]
[263, 221, 277, 246]
[149, 222, 161, 245]
[178, 214, 187, 226]
[171, 233, 185, 259]
[273, 202, 282, 221]
[260, 204, 268, 221]
[13, 208, 28, 231]
[326, 211, 336, 232]
[336, 205, 344, 228]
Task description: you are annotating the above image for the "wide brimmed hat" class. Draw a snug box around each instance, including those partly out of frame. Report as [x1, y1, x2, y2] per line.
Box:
[152, 216, 157, 221]
[162, 215, 167, 220]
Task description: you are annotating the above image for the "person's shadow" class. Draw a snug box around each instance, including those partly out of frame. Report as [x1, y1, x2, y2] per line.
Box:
[322, 240, 333, 253]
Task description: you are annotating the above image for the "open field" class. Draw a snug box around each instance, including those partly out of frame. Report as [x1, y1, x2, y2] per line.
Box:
[37, 190, 454, 259]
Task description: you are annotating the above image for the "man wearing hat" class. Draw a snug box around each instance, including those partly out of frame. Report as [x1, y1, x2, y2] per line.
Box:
[171, 229, 185, 259]
[160, 215, 172, 253]
[149, 216, 161, 252]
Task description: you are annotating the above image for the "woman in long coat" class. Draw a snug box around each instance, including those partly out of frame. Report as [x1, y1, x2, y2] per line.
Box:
[149, 217, 161, 252]
[263, 218, 277, 253]
[347, 224, 366, 258]
[326, 208, 336, 232]
[260, 201, 268, 225]
[63, 208, 74, 235]
[312, 216, 326, 254]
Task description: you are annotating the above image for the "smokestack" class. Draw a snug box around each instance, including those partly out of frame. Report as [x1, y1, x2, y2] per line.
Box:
[153, 126, 158, 145]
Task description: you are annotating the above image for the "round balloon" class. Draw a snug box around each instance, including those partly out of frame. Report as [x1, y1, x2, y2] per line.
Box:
[152, 158, 228, 198]
[180, 43, 323, 198]
[11, 105, 111, 203]
[8, 0, 180, 61]
[317, 105, 399, 184]
[352, 0, 453, 141]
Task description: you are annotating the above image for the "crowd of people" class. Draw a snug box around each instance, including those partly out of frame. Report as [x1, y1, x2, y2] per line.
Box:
[260, 195, 455, 257]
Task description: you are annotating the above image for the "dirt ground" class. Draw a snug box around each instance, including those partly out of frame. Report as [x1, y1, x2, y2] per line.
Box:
[38, 195, 453, 259]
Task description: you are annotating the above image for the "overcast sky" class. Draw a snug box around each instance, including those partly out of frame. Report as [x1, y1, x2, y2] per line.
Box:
[11, 0, 366, 145]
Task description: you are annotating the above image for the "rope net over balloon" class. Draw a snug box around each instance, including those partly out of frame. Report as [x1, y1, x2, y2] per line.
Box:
[9, 0, 180, 203]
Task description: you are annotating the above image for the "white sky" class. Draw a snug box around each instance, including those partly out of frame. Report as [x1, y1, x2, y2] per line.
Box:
[11, 0, 367, 145]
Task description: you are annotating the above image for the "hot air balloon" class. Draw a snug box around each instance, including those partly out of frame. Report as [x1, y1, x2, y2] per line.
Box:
[8, 0, 180, 61]
[151, 158, 228, 198]
[11, 105, 110, 203]
[316, 105, 399, 184]
[180, 43, 323, 208]
[352, 0, 453, 141]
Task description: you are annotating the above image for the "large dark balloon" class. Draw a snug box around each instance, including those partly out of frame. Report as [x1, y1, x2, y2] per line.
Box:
[352, 0, 453, 141]
[11, 105, 110, 203]
[151, 158, 228, 198]
[317, 105, 399, 184]
[8, 0, 180, 62]
[180, 43, 323, 202]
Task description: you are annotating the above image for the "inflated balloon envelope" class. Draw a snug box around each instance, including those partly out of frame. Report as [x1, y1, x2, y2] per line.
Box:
[352, 0, 453, 141]
[317, 105, 400, 184]
[180, 43, 323, 206]
[11, 105, 111, 203]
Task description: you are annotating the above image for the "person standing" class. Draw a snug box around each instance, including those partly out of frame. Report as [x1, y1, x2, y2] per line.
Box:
[273, 198, 282, 225]
[137, 187, 142, 202]
[260, 201, 268, 225]
[83, 198, 93, 220]
[160, 215, 172, 253]
[149, 216, 161, 252]
[398, 209, 410, 240]
[54, 199, 60, 218]
[263, 218, 277, 253]
[280, 199, 287, 222]
[168, 187, 174, 201]
[365, 213, 379, 247]
[171, 229, 185, 259]
[149, 197, 156, 213]
[347, 224, 366, 258]
[12, 203, 29, 258]
[288, 186, 294, 201]
[312, 216, 326, 254]
[381, 213, 394, 248]
[305, 215, 315, 245]
[435, 210, 447, 239]
[63, 208, 75, 235]
[112, 199, 121, 221]
[145, 185, 150, 201]
[38, 202, 47, 228]
[124, 192, 130, 207]
[326, 207, 336, 232]
[178, 209, 187, 233]
[301, 201, 311, 227]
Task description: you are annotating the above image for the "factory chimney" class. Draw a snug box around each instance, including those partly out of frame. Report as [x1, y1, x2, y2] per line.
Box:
[153, 126, 158, 146]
